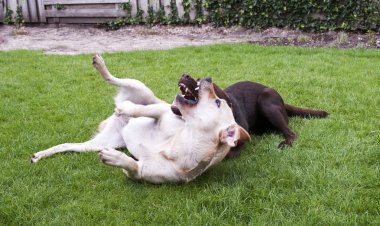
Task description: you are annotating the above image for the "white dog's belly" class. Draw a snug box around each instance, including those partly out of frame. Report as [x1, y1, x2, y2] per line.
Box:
[122, 117, 156, 158]
[121, 116, 181, 159]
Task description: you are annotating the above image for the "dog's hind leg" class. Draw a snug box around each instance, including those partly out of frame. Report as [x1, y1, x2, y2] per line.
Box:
[92, 54, 163, 105]
[258, 88, 297, 149]
[31, 115, 125, 163]
[99, 148, 139, 179]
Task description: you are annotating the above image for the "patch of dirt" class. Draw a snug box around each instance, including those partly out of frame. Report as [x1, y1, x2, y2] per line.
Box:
[0, 24, 379, 55]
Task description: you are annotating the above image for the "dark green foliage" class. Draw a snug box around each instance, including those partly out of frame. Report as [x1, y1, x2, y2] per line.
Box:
[99, 16, 133, 30]
[4, 7, 13, 24]
[100, 0, 380, 31]
[204, 0, 380, 31]
[120, 2, 132, 12]
[194, 0, 205, 26]
[135, 8, 145, 24]
[168, 0, 180, 24]
[156, 3, 167, 25]
[98, 4, 141, 30]
[55, 3, 65, 10]
[146, 5, 156, 26]
[182, 0, 191, 24]
[15, 5, 24, 28]
[100, 1, 134, 30]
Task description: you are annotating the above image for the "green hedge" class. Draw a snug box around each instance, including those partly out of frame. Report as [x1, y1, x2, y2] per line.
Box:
[101, 0, 380, 31]
[205, 0, 380, 31]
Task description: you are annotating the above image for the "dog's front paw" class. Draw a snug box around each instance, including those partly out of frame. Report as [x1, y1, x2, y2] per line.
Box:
[115, 101, 136, 117]
[92, 54, 105, 69]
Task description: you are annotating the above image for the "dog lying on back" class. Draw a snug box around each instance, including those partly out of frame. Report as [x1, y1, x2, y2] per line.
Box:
[175, 74, 328, 157]
[31, 55, 250, 184]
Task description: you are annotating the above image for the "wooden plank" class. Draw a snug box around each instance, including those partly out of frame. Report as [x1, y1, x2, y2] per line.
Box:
[27, 0, 39, 22]
[43, 0, 130, 5]
[23, 0, 31, 22]
[50, 17, 115, 23]
[36, 0, 46, 22]
[151, 0, 159, 11]
[139, 0, 147, 17]
[45, 8, 129, 17]
[8, 0, 17, 18]
[189, 0, 195, 20]
[176, 0, 183, 17]
[163, 0, 170, 16]
[0, 0, 4, 22]
[155, 0, 160, 11]
[130, 0, 137, 16]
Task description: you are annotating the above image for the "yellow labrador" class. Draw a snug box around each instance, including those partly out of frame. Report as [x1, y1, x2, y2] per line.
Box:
[31, 55, 249, 184]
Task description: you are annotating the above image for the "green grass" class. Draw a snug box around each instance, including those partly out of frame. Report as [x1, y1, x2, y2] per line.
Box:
[0, 45, 379, 225]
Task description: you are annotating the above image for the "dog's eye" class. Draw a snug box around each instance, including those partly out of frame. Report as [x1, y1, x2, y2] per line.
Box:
[215, 99, 221, 108]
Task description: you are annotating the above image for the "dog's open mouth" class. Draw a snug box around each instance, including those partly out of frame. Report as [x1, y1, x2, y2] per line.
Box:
[178, 73, 199, 102]
[171, 73, 200, 116]
[179, 82, 199, 102]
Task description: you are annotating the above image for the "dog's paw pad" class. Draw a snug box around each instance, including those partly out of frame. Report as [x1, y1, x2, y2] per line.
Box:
[92, 54, 105, 67]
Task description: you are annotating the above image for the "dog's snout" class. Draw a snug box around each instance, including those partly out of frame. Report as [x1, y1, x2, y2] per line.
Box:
[205, 77, 212, 83]
[182, 73, 191, 79]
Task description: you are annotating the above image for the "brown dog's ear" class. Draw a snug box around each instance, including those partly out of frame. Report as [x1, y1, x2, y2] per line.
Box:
[213, 83, 232, 108]
[219, 124, 251, 147]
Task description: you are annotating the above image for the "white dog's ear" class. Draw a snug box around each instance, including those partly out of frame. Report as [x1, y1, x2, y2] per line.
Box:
[219, 124, 251, 147]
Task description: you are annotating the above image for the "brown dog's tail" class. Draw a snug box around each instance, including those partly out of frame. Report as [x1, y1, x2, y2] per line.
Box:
[285, 104, 329, 118]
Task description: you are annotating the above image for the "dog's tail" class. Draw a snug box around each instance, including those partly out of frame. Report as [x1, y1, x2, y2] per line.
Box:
[285, 104, 329, 118]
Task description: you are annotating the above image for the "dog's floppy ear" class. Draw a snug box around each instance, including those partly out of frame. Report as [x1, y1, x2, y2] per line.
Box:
[219, 124, 251, 147]
[213, 83, 232, 108]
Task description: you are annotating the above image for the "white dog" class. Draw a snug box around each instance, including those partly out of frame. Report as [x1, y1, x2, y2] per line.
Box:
[31, 55, 250, 183]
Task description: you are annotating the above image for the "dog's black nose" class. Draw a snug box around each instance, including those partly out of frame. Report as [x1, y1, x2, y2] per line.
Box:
[205, 77, 212, 83]
[182, 73, 190, 79]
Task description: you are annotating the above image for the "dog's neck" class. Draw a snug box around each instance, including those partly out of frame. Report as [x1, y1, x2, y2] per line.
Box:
[163, 125, 226, 173]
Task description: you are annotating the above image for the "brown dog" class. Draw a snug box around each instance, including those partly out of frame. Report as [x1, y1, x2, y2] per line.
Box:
[175, 74, 328, 157]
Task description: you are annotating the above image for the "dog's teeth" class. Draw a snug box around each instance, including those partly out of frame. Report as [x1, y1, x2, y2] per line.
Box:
[185, 88, 189, 93]
[179, 83, 186, 88]
[195, 87, 199, 90]
[197, 81, 200, 86]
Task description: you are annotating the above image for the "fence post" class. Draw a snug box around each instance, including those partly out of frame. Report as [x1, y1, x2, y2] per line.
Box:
[0, 0, 4, 22]
[130, 0, 137, 16]
[37, 0, 46, 22]
[21, 0, 30, 22]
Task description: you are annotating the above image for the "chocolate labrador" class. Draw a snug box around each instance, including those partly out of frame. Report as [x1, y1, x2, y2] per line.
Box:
[174, 74, 328, 157]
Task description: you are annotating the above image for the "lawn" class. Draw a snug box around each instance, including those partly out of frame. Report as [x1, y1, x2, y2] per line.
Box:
[0, 45, 379, 225]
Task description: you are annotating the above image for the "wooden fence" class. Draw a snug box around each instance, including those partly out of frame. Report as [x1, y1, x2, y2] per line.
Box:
[1, 0, 45, 22]
[0, 0, 195, 24]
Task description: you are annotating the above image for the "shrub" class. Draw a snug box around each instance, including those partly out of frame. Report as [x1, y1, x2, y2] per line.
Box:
[4, 7, 13, 25]
[100, 0, 380, 32]
[15, 5, 24, 29]
[204, 0, 380, 32]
